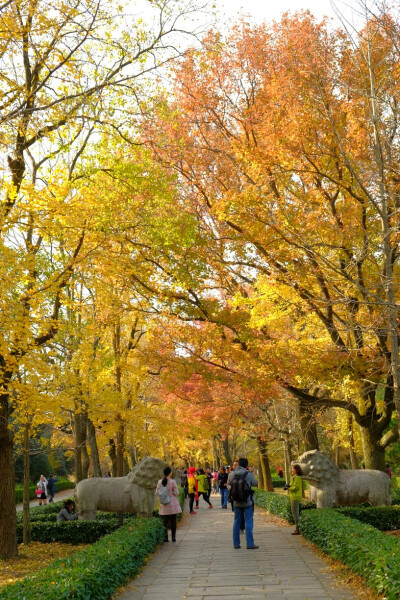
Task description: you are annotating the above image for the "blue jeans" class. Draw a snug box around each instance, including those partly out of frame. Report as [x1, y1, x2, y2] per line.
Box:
[219, 487, 228, 507]
[233, 505, 254, 548]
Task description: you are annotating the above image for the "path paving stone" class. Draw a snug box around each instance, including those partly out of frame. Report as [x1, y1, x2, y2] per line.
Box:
[113, 493, 359, 600]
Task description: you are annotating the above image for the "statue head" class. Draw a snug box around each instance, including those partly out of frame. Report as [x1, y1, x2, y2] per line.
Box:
[296, 449, 339, 482]
[126, 457, 168, 489]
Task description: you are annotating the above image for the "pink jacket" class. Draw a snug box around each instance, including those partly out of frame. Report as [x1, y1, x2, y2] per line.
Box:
[155, 478, 181, 515]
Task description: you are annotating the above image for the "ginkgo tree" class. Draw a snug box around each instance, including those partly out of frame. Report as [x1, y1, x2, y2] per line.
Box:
[0, 0, 208, 559]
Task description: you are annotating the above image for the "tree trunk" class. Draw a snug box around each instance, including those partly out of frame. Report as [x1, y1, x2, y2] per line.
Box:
[347, 414, 359, 469]
[87, 417, 102, 477]
[283, 438, 293, 483]
[0, 393, 18, 558]
[81, 414, 89, 480]
[222, 436, 232, 466]
[360, 427, 386, 470]
[74, 411, 83, 483]
[108, 439, 117, 477]
[257, 454, 264, 489]
[123, 457, 130, 475]
[334, 444, 340, 466]
[298, 401, 319, 451]
[23, 422, 31, 545]
[256, 437, 273, 491]
[116, 421, 125, 477]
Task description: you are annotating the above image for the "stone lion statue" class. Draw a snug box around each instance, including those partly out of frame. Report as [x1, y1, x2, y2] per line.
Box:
[295, 449, 391, 508]
[75, 457, 167, 520]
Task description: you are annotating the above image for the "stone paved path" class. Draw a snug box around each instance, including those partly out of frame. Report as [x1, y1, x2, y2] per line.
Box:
[113, 493, 357, 600]
[16, 488, 75, 512]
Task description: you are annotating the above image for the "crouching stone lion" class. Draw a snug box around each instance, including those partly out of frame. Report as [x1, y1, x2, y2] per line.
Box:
[296, 449, 391, 508]
[75, 456, 167, 520]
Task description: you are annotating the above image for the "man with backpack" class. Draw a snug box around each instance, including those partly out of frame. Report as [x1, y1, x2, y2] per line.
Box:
[227, 457, 258, 550]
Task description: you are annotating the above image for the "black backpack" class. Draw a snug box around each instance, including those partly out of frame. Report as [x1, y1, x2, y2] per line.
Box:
[229, 470, 252, 502]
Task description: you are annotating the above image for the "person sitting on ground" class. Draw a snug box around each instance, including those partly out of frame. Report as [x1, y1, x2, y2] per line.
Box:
[57, 499, 79, 522]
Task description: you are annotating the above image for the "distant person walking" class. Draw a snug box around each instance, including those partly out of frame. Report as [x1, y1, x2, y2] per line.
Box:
[181, 469, 188, 497]
[195, 469, 213, 509]
[36, 475, 48, 506]
[188, 467, 198, 514]
[218, 466, 229, 509]
[156, 466, 181, 542]
[386, 463, 392, 479]
[47, 474, 58, 503]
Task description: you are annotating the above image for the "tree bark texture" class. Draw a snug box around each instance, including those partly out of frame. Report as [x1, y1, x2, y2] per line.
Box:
[0, 393, 18, 558]
[87, 417, 102, 477]
[298, 401, 319, 451]
[81, 413, 89, 480]
[73, 411, 83, 483]
[283, 438, 293, 484]
[256, 436, 273, 491]
[222, 437, 232, 467]
[23, 423, 31, 545]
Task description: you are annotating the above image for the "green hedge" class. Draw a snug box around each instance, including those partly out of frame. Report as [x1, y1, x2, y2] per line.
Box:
[0, 517, 164, 600]
[16, 517, 130, 544]
[253, 489, 316, 522]
[391, 488, 400, 505]
[299, 509, 400, 600]
[15, 480, 75, 503]
[253, 490, 293, 522]
[336, 505, 400, 531]
[271, 479, 286, 488]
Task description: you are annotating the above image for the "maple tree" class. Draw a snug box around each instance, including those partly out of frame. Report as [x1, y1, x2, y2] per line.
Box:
[142, 8, 400, 472]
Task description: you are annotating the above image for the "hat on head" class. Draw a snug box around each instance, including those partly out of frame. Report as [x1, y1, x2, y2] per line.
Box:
[188, 466, 196, 474]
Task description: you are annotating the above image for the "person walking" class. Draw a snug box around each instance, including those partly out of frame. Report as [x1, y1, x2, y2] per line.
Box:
[47, 474, 58, 503]
[180, 469, 188, 497]
[212, 470, 218, 493]
[156, 466, 181, 542]
[36, 474, 48, 506]
[188, 466, 198, 514]
[218, 466, 229, 508]
[228, 458, 258, 549]
[195, 468, 213, 509]
[284, 464, 303, 535]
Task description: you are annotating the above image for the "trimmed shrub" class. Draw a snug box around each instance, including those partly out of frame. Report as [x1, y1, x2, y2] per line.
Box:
[253, 489, 316, 522]
[391, 488, 400, 505]
[271, 479, 286, 489]
[15, 516, 135, 544]
[299, 509, 400, 600]
[253, 490, 293, 522]
[1, 517, 164, 600]
[336, 505, 400, 531]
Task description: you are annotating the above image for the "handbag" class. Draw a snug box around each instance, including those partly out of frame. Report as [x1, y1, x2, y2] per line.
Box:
[35, 489, 42, 497]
